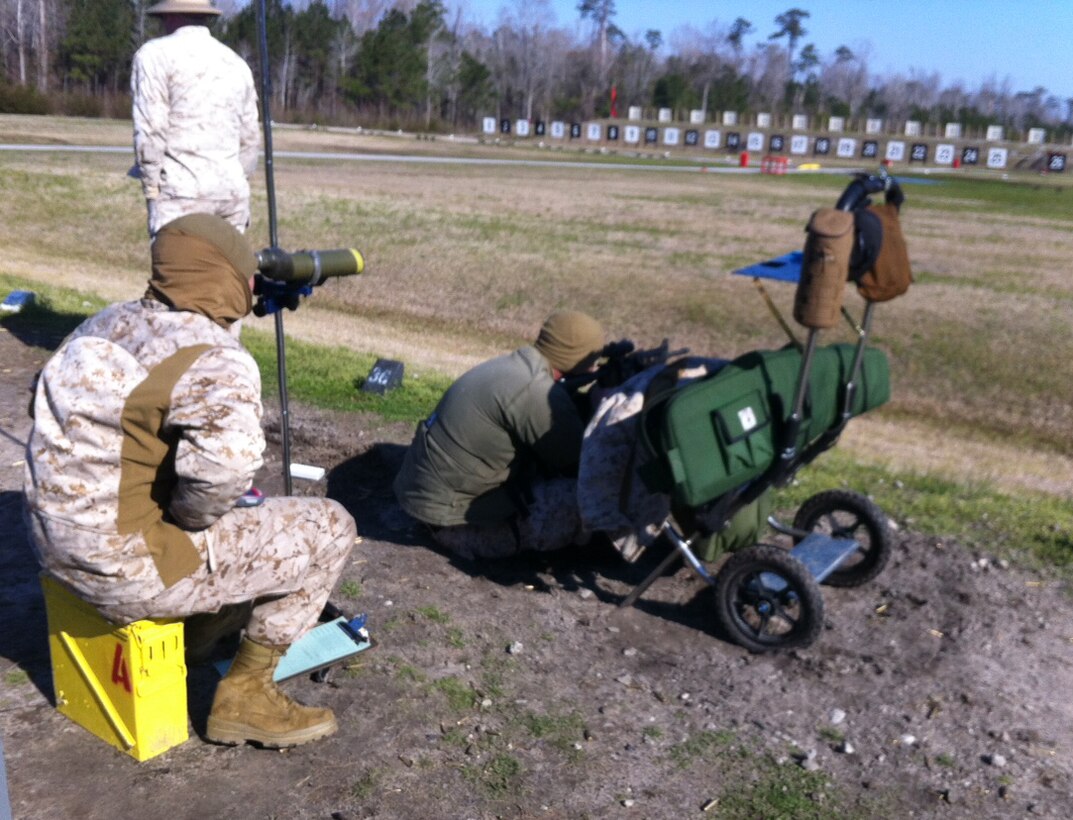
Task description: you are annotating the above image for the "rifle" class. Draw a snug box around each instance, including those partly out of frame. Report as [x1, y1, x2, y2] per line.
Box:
[561, 337, 690, 394]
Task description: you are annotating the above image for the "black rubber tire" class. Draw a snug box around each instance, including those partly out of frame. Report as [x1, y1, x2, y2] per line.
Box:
[792, 489, 892, 587]
[713, 545, 824, 653]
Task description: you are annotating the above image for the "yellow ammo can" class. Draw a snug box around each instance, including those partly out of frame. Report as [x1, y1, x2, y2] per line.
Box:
[41, 574, 188, 761]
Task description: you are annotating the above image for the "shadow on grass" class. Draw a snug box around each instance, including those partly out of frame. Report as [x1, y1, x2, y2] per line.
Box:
[441, 532, 721, 642]
[326, 445, 719, 641]
[1, 300, 86, 352]
[326, 442, 424, 548]
[0, 490, 53, 703]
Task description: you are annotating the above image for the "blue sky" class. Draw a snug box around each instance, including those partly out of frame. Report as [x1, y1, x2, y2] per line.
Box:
[455, 0, 1073, 101]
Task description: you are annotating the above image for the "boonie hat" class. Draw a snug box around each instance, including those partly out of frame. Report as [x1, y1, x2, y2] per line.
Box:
[147, 0, 221, 16]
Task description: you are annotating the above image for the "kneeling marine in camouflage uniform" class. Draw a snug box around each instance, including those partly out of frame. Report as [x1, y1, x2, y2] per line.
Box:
[394, 310, 605, 560]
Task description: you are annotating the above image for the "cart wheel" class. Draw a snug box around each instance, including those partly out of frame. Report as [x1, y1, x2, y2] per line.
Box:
[793, 489, 891, 587]
[713, 545, 824, 653]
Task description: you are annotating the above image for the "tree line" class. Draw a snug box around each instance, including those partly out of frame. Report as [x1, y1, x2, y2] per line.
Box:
[0, 0, 1068, 139]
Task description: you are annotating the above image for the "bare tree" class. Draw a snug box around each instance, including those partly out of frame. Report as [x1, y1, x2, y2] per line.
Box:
[508, 0, 546, 120]
[612, 28, 659, 112]
[747, 42, 789, 111]
[667, 23, 731, 117]
[36, 0, 56, 91]
[0, 0, 30, 84]
[424, 3, 455, 127]
[427, 3, 462, 125]
[1, 0, 54, 90]
[17, 0, 28, 84]
[937, 82, 969, 118]
[874, 69, 942, 124]
[482, 0, 571, 121]
[975, 74, 1013, 120]
[532, 27, 573, 118]
[818, 42, 871, 118]
[335, 0, 394, 36]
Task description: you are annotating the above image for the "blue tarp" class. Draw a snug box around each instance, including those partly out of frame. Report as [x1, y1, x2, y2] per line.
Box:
[732, 250, 802, 283]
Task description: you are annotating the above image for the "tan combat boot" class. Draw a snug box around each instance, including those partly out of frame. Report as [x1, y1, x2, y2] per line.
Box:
[205, 638, 337, 748]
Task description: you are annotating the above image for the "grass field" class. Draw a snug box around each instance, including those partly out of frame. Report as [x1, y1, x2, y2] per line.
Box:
[2, 114, 1071, 520]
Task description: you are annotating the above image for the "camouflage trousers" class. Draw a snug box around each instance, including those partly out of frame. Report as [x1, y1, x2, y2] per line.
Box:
[147, 193, 251, 238]
[98, 497, 356, 647]
[431, 478, 584, 560]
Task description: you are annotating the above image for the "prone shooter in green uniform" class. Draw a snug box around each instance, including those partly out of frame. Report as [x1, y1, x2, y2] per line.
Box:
[393, 310, 605, 560]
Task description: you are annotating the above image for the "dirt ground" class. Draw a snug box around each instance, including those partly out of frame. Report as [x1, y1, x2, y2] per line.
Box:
[2, 317, 1072, 820]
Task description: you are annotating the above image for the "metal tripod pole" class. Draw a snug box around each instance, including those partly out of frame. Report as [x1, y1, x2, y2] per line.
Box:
[256, 0, 293, 495]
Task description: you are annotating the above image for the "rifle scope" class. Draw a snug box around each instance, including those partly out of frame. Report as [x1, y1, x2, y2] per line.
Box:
[256, 247, 365, 286]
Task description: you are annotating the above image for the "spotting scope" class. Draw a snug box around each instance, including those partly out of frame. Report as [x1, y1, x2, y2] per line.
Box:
[253, 247, 365, 315]
[256, 247, 364, 285]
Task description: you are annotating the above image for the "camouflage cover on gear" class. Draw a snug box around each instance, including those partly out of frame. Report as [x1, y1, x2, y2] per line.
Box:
[578, 359, 722, 561]
[132, 24, 260, 233]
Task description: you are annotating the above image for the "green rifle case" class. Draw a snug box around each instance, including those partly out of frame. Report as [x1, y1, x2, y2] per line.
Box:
[639, 344, 890, 508]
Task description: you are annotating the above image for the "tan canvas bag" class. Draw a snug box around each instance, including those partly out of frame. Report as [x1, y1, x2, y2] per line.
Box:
[795, 208, 853, 329]
[855, 203, 913, 302]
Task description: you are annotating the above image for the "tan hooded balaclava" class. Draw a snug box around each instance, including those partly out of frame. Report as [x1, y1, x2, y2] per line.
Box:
[146, 213, 257, 327]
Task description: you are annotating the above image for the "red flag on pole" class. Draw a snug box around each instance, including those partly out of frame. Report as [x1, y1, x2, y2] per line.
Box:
[610, 85, 618, 118]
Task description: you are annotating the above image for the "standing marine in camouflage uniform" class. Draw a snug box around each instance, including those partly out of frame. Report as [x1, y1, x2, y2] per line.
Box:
[394, 310, 605, 560]
[132, 0, 260, 237]
[24, 214, 356, 749]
